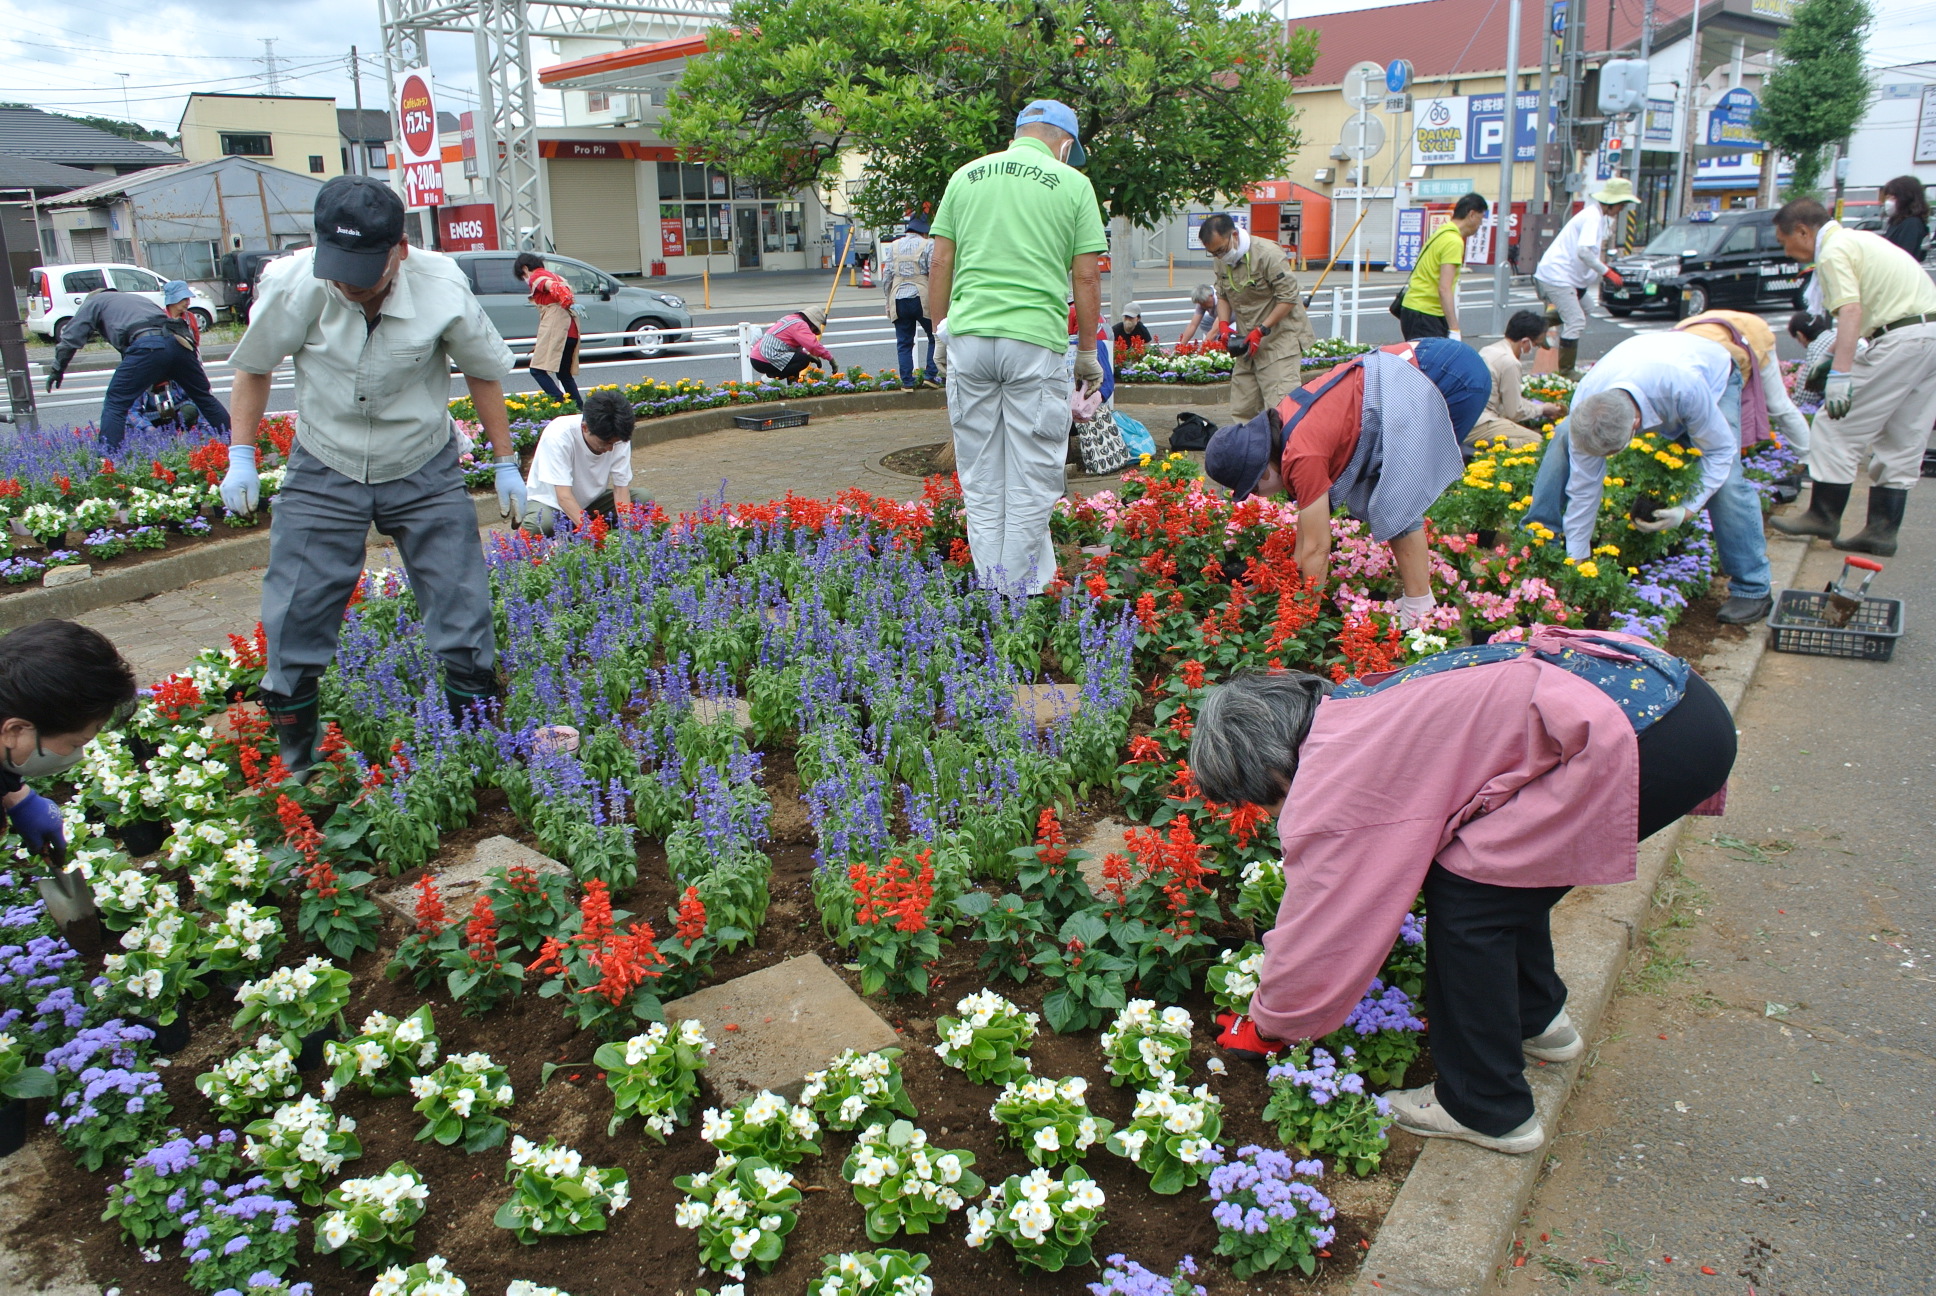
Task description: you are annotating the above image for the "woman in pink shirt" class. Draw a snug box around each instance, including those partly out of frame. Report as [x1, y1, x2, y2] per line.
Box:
[750, 306, 836, 383]
[1191, 630, 1733, 1153]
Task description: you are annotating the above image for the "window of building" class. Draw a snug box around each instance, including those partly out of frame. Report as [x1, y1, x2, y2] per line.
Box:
[308, 155, 326, 173]
[367, 143, 387, 169]
[39, 228, 58, 262]
[145, 240, 219, 282]
[111, 240, 136, 266]
[588, 91, 610, 113]
[761, 202, 803, 254]
[221, 132, 273, 157]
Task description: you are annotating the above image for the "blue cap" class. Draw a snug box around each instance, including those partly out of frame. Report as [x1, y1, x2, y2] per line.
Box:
[1407, 338, 1492, 441]
[1202, 409, 1276, 501]
[904, 213, 931, 235]
[1015, 100, 1087, 167]
[162, 280, 193, 306]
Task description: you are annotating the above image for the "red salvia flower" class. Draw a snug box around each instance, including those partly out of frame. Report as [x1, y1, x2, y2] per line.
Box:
[411, 875, 449, 935]
[465, 894, 502, 968]
[150, 674, 203, 722]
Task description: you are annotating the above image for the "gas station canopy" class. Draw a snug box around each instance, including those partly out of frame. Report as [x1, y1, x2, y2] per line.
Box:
[538, 34, 708, 94]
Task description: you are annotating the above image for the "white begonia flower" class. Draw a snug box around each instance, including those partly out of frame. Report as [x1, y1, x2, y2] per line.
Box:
[1068, 1178, 1106, 1210]
[1032, 1126, 1061, 1153]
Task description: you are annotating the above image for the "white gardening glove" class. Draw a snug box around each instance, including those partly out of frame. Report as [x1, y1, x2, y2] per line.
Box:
[932, 318, 949, 377]
[494, 459, 527, 519]
[1448, 329, 1463, 342]
[1397, 591, 1437, 629]
[1073, 347, 1104, 394]
[1823, 371, 1855, 419]
[220, 445, 260, 515]
[1632, 504, 1689, 534]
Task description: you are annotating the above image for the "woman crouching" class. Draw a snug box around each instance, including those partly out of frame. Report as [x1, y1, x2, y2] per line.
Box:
[1190, 629, 1735, 1153]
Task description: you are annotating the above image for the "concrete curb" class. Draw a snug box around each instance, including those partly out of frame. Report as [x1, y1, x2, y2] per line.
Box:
[1351, 531, 1814, 1296]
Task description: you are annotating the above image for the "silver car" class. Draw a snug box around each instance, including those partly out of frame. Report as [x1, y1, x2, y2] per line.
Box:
[451, 251, 691, 358]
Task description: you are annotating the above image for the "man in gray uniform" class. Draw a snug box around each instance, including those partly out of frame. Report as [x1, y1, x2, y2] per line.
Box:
[220, 175, 525, 776]
[49, 288, 230, 450]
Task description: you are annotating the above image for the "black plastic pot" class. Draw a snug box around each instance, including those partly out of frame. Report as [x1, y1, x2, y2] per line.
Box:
[139, 1015, 191, 1055]
[295, 1025, 340, 1073]
[1474, 528, 1499, 550]
[115, 817, 168, 858]
[0, 1100, 25, 1157]
[1631, 493, 1663, 524]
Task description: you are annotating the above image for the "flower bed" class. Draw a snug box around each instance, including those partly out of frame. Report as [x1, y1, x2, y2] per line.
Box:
[4, 434, 1763, 1293]
[1113, 337, 1373, 387]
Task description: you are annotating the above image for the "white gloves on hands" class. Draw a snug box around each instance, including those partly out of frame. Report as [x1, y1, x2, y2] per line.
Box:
[933, 318, 950, 377]
[1632, 504, 1689, 534]
[1823, 371, 1855, 419]
[1073, 347, 1104, 393]
[495, 459, 528, 520]
[220, 445, 260, 515]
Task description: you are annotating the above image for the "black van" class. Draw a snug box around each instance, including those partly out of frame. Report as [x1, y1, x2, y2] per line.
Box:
[1603, 209, 1810, 319]
[217, 250, 293, 323]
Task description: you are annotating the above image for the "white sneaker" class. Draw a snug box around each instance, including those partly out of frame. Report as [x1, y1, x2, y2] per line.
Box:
[1385, 1083, 1546, 1155]
[1523, 1009, 1584, 1063]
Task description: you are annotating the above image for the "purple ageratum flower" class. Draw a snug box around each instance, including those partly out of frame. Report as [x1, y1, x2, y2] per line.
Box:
[1397, 912, 1425, 946]
[1341, 979, 1425, 1037]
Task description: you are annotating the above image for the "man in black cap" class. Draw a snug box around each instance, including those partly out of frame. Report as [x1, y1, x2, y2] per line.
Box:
[221, 174, 523, 777]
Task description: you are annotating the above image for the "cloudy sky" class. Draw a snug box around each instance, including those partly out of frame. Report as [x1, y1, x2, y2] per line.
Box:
[3, 0, 1933, 138]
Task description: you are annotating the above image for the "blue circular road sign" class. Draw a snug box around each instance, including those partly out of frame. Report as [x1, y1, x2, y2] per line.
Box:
[1386, 59, 1414, 93]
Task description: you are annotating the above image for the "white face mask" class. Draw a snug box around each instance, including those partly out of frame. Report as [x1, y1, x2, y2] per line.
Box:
[1516, 344, 1538, 371]
[1216, 227, 1252, 266]
[1884, 198, 1897, 217]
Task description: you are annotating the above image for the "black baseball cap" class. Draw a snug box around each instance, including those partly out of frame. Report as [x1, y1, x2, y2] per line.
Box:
[313, 175, 405, 289]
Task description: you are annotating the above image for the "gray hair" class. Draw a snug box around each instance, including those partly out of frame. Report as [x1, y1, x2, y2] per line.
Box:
[1189, 671, 1332, 807]
[1568, 390, 1638, 458]
[1190, 283, 1217, 307]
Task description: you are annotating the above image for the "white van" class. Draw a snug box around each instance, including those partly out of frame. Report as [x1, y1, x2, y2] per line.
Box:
[26, 264, 220, 340]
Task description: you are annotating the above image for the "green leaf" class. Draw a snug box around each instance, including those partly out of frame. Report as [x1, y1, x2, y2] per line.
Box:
[1, 1066, 55, 1100]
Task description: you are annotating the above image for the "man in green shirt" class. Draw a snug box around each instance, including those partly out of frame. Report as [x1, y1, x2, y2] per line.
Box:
[1398, 193, 1487, 341]
[929, 100, 1109, 593]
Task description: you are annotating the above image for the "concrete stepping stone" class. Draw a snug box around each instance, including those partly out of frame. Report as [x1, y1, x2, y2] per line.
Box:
[1075, 817, 1134, 894]
[662, 954, 899, 1107]
[691, 696, 753, 732]
[1013, 681, 1080, 730]
[376, 835, 572, 921]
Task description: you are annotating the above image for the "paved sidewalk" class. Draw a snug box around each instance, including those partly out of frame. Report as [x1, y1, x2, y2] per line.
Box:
[76, 401, 1202, 682]
[1495, 481, 1935, 1295]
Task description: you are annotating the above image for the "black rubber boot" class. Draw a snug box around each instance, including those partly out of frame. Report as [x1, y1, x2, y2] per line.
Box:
[1771, 480, 1851, 539]
[260, 690, 320, 781]
[1833, 485, 1908, 557]
[1557, 340, 1580, 380]
[445, 672, 500, 727]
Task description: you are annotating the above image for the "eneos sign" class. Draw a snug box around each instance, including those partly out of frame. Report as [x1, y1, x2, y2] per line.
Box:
[395, 69, 445, 210]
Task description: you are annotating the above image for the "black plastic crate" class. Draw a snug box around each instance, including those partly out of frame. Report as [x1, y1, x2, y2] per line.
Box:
[1768, 588, 1904, 662]
[733, 408, 810, 431]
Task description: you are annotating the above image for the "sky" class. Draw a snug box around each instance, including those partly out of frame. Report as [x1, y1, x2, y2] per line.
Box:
[2, 0, 1933, 139]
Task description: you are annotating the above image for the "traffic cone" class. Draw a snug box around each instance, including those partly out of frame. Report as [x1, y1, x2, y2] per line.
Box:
[859, 263, 874, 288]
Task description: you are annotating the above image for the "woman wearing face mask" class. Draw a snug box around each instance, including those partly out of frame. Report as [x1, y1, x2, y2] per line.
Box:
[1879, 176, 1930, 264]
[0, 620, 138, 954]
[1467, 310, 1561, 449]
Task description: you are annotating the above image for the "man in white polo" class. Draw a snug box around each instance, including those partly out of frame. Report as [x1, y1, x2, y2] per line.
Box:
[1534, 177, 1637, 377]
[928, 99, 1108, 593]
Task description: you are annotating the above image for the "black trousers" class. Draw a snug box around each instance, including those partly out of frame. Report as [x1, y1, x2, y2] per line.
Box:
[530, 335, 582, 406]
[1426, 671, 1736, 1135]
[1397, 304, 1452, 341]
[751, 352, 816, 382]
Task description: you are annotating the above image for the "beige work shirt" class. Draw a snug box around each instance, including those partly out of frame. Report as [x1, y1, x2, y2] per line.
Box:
[230, 246, 513, 484]
[1212, 236, 1317, 350]
[1813, 221, 1936, 336]
[1478, 337, 1533, 424]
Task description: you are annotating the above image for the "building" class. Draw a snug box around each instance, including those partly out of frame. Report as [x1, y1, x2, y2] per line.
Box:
[535, 32, 838, 275]
[1283, 0, 1793, 268]
[36, 157, 323, 294]
[1839, 62, 1936, 213]
[179, 94, 345, 180]
[0, 106, 180, 179]
[339, 108, 392, 179]
[1, 155, 111, 289]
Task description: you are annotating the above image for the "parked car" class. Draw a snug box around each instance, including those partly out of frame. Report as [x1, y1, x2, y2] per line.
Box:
[450, 251, 691, 359]
[217, 249, 294, 323]
[26, 264, 221, 340]
[1602, 209, 1809, 319]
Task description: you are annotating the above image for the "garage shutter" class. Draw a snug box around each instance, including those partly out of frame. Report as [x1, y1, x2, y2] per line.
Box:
[1329, 199, 1396, 268]
[549, 159, 641, 275]
[71, 229, 113, 262]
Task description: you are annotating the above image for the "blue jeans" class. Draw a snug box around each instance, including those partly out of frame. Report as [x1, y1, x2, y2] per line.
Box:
[1523, 376, 1769, 600]
[98, 334, 230, 450]
[893, 296, 935, 385]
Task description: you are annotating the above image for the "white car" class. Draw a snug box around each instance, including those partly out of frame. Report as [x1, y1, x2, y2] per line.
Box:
[26, 263, 220, 340]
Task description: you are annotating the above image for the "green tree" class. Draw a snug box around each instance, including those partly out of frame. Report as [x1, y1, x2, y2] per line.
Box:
[664, 0, 1317, 229]
[1754, 0, 1872, 197]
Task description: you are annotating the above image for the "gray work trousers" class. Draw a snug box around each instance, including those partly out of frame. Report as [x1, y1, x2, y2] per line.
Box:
[945, 332, 1069, 594]
[261, 437, 495, 698]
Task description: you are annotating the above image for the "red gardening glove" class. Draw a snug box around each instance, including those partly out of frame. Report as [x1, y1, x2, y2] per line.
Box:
[1213, 320, 1234, 349]
[1604, 268, 1625, 287]
[1215, 1011, 1287, 1057]
[1243, 327, 1263, 354]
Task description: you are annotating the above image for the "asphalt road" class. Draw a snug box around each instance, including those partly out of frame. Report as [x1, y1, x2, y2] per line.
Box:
[17, 274, 1809, 434]
[1497, 493, 1936, 1295]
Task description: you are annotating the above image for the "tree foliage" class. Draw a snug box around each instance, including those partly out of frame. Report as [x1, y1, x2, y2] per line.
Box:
[1754, 0, 1872, 196]
[663, 0, 1318, 229]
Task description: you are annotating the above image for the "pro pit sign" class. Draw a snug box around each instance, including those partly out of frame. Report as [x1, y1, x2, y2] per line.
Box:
[396, 70, 446, 210]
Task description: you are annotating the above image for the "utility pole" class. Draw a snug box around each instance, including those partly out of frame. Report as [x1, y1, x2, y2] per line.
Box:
[1631, 0, 1654, 212]
[0, 202, 38, 431]
[350, 47, 366, 176]
[1493, 0, 1523, 330]
[1671, 0, 1703, 219]
[117, 73, 133, 124]
[1530, 0, 1557, 267]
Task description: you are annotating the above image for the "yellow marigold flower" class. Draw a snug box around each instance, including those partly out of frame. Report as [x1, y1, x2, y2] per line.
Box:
[1687, 447, 1702, 456]
[1564, 556, 1577, 566]
[1627, 566, 1639, 575]
[1594, 544, 1621, 557]
[1577, 561, 1599, 578]
[1508, 500, 1528, 511]
[1606, 477, 1625, 487]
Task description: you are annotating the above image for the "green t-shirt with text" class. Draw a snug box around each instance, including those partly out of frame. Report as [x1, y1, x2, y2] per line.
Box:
[931, 136, 1109, 353]
[1401, 221, 1469, 315]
